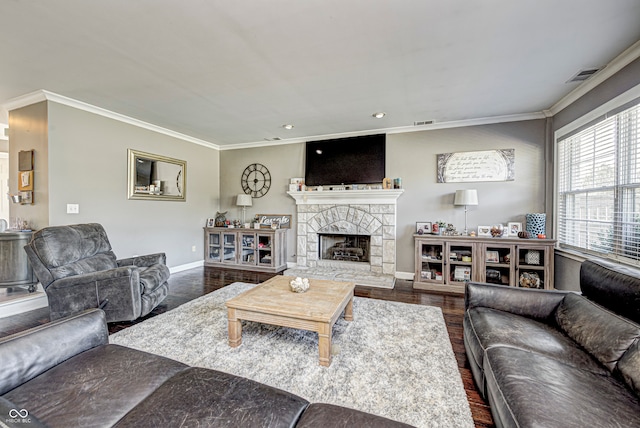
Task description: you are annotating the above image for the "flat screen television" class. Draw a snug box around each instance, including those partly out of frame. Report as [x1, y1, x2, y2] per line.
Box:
[305, 134, 385, 186]
[135, 158, 154, 187]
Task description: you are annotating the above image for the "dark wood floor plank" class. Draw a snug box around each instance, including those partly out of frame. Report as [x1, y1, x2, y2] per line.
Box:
[0, 267, 494, 427]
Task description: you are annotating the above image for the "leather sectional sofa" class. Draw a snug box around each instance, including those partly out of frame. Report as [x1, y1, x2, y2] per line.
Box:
[0, 309, 411, 427]
[464, 259, 640, 427]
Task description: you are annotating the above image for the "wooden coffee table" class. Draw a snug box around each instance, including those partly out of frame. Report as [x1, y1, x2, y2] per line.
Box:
[225, 275, 355, 366]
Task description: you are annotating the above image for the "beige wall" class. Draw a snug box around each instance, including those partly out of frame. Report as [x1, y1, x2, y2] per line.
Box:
[388, 120, 546, 274]
[220, 144, 305, 266]
[220, 119, 547, 275]
[8, 102, 49, 228]
[8, 101, 221, 268]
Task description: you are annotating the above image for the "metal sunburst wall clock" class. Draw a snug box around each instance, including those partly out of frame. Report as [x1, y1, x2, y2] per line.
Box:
[241, 163, 271, 198]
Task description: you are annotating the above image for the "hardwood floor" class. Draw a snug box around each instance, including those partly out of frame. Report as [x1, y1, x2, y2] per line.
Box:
[0, 267, 494, 427]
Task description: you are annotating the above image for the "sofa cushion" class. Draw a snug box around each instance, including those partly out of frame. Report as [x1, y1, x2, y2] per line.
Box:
[3, 345, 188, 428]
[556, 293, 640, 372]
[295, 403, 413, 427]
[138, 264, 170, 294]
[0, 309, 108, 395]
[465, 307, 606, 375]
[28, 223, 116, 269]
[49, 253, 118, 282]
[580, 259, 640, 324]
[618, 339, 640, 397]
[113, 367, 309, 428]
[484, 346, 640, 428]
[0, 396, 47, 428]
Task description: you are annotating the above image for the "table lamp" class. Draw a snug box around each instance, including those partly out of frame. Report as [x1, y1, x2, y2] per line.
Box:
[236, 194, 252, 225]
[454, 189, 478, 236]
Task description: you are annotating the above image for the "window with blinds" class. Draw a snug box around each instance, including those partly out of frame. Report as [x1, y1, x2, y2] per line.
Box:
[557, 102, 640, 265]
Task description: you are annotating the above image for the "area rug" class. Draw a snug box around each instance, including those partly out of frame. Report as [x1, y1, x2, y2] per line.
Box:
[110, 282, 473, 427]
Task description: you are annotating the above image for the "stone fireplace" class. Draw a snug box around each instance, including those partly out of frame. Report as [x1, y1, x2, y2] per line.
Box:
[287, 189, 404, 282]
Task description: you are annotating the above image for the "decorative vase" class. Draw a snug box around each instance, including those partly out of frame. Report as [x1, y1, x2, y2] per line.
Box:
[526, 213, 546, 237]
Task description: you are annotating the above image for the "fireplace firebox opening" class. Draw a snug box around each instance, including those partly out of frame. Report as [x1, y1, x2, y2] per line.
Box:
[319, 234, 370, 263]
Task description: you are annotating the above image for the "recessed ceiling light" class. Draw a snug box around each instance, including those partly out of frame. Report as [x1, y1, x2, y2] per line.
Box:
[372, 112, 386, 119]
[282, 124, 294, 130]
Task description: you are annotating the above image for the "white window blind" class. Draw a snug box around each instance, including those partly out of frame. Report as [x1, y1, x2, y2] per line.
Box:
[557, 102, 640, 265]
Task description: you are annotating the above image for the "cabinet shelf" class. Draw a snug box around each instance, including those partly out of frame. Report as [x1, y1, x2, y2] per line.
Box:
[204, 227, 287, 273]
[414, 234, 555, 294]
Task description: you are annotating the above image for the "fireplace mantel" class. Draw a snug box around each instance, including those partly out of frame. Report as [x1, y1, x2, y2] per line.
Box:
[287, 189, 404, 205]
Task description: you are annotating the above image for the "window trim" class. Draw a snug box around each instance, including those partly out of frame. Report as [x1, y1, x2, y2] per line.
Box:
[553, 83, 640, 265]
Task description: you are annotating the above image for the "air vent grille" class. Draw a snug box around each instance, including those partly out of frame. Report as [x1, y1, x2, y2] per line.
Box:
[263, 137, 282, 141]
[567, 67, 602, 83]
[414, 120, 435, 126]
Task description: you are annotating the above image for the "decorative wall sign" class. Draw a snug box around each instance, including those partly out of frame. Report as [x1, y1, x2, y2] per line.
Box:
[256, 214, 291, 229]
[437, 149, 515, 183]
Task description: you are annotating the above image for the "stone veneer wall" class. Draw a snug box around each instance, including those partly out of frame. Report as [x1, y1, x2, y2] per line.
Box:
[296, 203, 396, 275]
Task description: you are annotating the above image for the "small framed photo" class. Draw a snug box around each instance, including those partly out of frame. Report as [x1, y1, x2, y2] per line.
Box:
[477, 225, 491, 237]
[508, 222, 522, 236]
[206, 218, 216, 228]
[486, 250, 500, 263]
[416, 221, 432, 235]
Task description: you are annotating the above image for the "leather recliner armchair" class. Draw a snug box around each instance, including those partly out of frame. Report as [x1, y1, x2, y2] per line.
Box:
[24, 223, 169, 322]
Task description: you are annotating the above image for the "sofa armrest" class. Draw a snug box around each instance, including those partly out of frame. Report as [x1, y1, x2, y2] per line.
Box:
[46, 266, 138, 290]
[118, 252, 166, 268]
[0, 309, 108, 395]
[45, 267, 141, 320]
[465, 282, 570, 322]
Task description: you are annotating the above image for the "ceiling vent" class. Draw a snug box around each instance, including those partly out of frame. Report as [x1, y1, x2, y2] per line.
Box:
[264, 137, 282, 141]
[566, 67, 602, 83]
[414, 120, 435, 126]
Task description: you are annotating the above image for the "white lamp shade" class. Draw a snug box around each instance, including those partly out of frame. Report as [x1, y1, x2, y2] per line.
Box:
[236, 194, 253, 207]
[454, 189, 478, 206]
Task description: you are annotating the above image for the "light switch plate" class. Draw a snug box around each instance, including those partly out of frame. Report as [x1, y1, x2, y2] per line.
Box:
[67, 204, 79, 214]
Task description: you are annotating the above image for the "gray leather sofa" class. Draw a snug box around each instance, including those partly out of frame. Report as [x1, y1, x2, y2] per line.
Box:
[464, 259, 640, 427]
[24, 223, 169, 322]
[0, 309, 411, 427]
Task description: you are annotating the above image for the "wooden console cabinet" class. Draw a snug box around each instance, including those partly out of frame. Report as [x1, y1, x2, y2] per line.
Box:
[414, 234, 555, 294]
[204, 227, 287, 273]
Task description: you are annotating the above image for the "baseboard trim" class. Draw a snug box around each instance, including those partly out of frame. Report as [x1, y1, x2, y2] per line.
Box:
[170, 260, 204, 274]
[395, 271, 415, 281]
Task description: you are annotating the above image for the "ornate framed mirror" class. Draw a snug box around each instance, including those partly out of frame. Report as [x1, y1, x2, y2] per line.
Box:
[127, 149, 186, 201]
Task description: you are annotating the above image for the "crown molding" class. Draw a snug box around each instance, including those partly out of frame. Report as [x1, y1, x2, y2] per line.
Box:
[548, 40, 640, 116]
[2, 90, 221, 150]
[221, 111, 546, 150]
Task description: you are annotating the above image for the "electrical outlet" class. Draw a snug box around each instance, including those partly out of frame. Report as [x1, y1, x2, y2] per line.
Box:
[66, 204, 79, 214]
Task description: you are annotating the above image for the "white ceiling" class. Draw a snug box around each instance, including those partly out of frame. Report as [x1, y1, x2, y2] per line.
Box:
[1, 1, 640, 148]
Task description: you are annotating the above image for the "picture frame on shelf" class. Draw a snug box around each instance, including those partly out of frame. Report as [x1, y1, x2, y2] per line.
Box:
[477, 225, 491, 237]
[508, 222, 522, 236]
[486, 250, 500, 263]
[206, 218, 216, 228]
[416, 221, 432, 235]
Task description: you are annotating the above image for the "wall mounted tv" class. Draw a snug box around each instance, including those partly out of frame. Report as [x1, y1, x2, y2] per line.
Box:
[305, 134, 386, 186]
